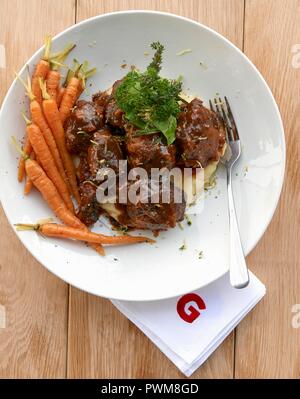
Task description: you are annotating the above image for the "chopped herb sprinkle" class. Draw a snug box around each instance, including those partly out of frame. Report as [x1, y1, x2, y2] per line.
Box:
[117, 226, 129, 235]
[77, 130, 88, 135]
[179, 240, 187, 251]
[184, 214, 192, 226]
[176, 49, 192, 56]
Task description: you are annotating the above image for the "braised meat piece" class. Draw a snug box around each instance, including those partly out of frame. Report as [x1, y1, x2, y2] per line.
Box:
[77, 181, 101, 226]
[126, 129, 176, 173]
[87, 129, 123, 178]
[125, 179, 185, 230]
[77, 155, 91, 182]
[93, 80, 127, 131]
[92, 91, 110, 117]
[65, 100, 104, 154]
[105, 98, 125, 129]
[176, 98, 226, 168]
[76, 128, 124, 226]
[76, 156, 101, 226]
[103, 80, 126, 129]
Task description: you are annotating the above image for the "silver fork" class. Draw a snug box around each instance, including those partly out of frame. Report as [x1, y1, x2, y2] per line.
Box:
[209, 97, 249, 289]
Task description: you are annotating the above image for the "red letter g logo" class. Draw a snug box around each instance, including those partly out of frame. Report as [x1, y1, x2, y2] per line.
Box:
[177, 293, 206, 323]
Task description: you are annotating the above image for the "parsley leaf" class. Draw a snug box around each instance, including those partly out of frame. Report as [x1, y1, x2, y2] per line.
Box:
[153, 115, 177, 145]
[115, 42, 182, 144]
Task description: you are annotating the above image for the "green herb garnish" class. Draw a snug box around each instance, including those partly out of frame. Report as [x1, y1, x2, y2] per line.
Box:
[176, 48, 192, 56]
[116, 226, 129, 235]
[115, 42, 182, 144]
[179, 240, 187, 251]
[185, 214, 192, 226]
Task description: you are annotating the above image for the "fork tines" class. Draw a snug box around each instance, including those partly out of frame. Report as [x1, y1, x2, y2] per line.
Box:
[209, 96, 239, 141]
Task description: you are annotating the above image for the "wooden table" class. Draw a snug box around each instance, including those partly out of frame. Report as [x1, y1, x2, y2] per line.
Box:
[0, 0, 299, 379]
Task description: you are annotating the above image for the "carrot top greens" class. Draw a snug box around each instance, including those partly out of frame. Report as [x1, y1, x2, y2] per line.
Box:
[115, 42, 182, 145]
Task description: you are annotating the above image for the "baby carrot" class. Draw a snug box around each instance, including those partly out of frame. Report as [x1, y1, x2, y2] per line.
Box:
[26, 160, 104, 254]
[40, 79, 80, 204]
[56, 86, 65, 107]
[46, 43, 75, 103]
[59, 60, 96, 123]
[30, 101, 71, 193]
[26, 122, 74, 212]
[15, 223, 154, 246]
[24, 176, 33, 195]
[26, 159, 82, 227]
[16, 72, 71, 194]
[24, 151, 35, 195]
[46, 70, 60, 102]
[59, 76, 81, 124]
[18, 136, 32, 182]
[12, 137, 104, 255]
[31, 36, 52, 105]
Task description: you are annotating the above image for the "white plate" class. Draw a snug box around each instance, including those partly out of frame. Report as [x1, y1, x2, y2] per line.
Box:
[0, 11, 285, 301]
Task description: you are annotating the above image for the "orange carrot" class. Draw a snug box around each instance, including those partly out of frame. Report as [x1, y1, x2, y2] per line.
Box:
[30, 101, 71, 193]
[46, 70, 60, 102]
[59, 76, 81, 124]
[12, 137, 103, 255]
[24, 151, 35, 195]
[31, 36, 52, 105]
[26, 123, 74, 212]
[16, 72, 72, 195]
[24, 176, 33, 195]
[57, 86, 65, 107]
[32, 60, 50, 105]
[15, 223, 154, 246]
[18, 136, 32, 182]
[40, 79, 80, 204]
[24, 159, 104, 254]
[46, 43, 75, 103]
[25, 159, 82, 226]
[59, 60, 96, 123]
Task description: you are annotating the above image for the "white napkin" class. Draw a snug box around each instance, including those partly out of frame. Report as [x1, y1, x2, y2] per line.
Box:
[111, 271, 265, 377]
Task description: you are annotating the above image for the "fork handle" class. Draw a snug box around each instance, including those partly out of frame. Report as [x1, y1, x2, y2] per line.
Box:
[227, 168, 250, 288]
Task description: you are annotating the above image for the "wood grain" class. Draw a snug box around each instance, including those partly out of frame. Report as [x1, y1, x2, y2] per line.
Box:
[235, 0, 300, 378]
[0, 0, 75, 378]
[67, 0, 245, 379]
[76, 0, 245, 46]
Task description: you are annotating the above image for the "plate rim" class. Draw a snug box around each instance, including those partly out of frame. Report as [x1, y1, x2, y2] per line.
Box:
[0, 10, 286, 301]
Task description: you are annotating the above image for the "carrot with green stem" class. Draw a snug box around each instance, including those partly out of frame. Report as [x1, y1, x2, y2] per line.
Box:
[16, 72, 72, 195]
[59, 76, 80, 124]
[32, 37, 75, 105]
[15, 222, 154, 246]
[46, 43, 76, 103]
[22, 115, 74, 212]
[30, 102, 72, 193]
[12, 137, 104, 255]
[31, 36, 52, 105]
[56, 59, 79, 108]
[40, 78, 81, 204]
[59, 59, 96, 124]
